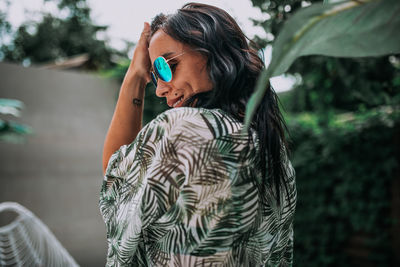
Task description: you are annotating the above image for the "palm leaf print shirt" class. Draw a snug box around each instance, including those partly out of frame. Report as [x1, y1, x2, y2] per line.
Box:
[99, 107, 297, 267]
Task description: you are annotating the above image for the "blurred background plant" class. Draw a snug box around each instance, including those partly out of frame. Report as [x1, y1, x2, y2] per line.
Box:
[0, 0, 118, 69]
[0, 0, 399, 266]
[0, 98, 32, 143]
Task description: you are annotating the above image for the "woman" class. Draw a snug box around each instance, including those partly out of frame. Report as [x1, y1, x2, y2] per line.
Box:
[100, 3, 296, 266]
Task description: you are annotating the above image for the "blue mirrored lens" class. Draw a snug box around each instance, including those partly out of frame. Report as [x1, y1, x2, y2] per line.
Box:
[154, 57, 172, 82]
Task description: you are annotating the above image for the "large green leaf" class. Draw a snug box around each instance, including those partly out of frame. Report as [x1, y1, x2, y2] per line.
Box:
[244, 0, 400, 130]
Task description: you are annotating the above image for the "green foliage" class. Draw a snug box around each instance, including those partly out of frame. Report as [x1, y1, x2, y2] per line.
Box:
[280, 56, 400, 113]
[252, 0, 400, 115]
[0, 0, 118, 70]
[0, 98, 24, 117]
[0, 0, 11, 45]
[141, 83, 169, 126]
[0, 98, 33, 143]
[287, 108, 399, 266]
[252, 0, 400, 265]
[250, 0, 310, 48]
[245, 0, 400, 129]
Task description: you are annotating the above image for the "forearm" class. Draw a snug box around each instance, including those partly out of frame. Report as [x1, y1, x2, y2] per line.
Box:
[102, 71, 147, 175]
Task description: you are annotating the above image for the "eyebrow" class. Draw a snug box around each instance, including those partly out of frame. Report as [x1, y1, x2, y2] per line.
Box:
[162, 52, 177, 59]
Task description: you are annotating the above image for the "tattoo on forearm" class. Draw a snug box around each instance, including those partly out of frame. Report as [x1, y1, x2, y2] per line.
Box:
[132, 98, 142, 106]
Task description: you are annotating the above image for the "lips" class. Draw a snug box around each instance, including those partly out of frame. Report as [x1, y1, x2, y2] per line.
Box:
[167, 95, 184, 108]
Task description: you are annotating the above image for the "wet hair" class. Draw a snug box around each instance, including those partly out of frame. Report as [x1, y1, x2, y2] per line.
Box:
[150, 2, 291, 207]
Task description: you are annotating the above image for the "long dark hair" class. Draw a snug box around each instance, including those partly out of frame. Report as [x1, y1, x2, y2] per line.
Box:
[150, 2, 291, 207]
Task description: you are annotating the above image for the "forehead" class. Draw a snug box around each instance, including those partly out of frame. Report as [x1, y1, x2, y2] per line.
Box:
[148, 30, 185, 62]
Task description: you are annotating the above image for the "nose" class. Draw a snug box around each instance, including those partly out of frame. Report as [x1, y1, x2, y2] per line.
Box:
[155, 80, 171, 98]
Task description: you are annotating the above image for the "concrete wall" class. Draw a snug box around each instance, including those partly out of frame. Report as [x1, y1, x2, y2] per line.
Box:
[0, 62, 120, 266]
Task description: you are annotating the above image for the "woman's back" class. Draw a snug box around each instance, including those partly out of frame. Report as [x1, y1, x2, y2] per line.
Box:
[100, 107, 296, 266]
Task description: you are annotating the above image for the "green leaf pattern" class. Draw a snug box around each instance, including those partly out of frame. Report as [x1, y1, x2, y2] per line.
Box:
[99, 107, 296, 266]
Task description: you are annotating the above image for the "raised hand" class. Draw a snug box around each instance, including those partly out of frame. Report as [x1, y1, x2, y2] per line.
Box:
[127, 22, 152, 84]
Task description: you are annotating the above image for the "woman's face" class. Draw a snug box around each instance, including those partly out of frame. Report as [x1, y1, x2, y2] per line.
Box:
[148, 30, 213, 108]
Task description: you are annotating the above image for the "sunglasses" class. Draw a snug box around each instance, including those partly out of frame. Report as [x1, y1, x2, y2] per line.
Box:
[150, 51, 187, 87]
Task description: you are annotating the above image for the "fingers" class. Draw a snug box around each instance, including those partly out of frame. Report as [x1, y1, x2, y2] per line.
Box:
[143, 22, 150, 32]
[139, 22, 151, 47]
[127, 21, 152, 82]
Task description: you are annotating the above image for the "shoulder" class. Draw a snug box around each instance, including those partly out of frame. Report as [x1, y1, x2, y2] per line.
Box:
[148, 107, 244, 141]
